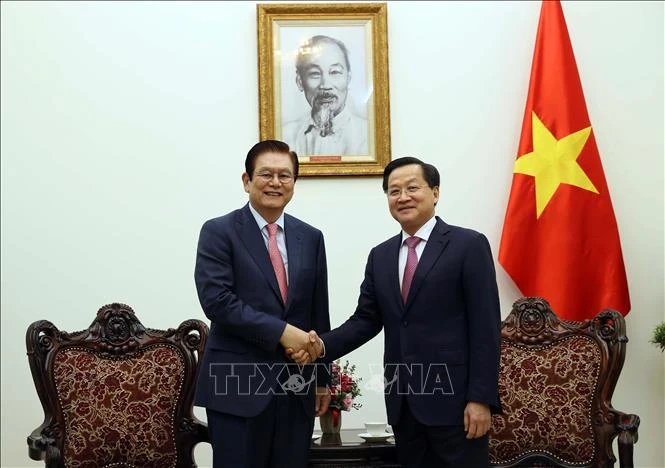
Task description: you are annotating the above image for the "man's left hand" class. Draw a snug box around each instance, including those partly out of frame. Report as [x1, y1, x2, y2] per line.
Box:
[315, 386, 331, 417]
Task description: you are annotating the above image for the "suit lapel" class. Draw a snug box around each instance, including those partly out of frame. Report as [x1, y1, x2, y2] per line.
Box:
[386, 234, 404, 310]
[236, 205, 283, 304]
[404, 218, 451, 312]
[284, 215, 302, 313]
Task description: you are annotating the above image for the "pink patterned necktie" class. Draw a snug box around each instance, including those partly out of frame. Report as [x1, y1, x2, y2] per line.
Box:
[401, 236, 421, 303]
[266, 223, 288, 304]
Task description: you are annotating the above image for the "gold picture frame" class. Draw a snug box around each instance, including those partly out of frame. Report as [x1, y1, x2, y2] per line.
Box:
[257, 3, 390, 177]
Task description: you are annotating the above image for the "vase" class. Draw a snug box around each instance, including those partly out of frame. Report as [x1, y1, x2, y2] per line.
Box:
[319, 409, 342, 434]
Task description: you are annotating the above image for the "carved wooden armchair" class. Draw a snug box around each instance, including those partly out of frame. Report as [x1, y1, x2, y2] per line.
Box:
[489, 297, 640, 468]
[26, 303, 210, 468]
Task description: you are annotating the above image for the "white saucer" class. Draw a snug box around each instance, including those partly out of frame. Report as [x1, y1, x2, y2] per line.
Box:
[311, 433, 322, 440]
[357, 432, 393, 442]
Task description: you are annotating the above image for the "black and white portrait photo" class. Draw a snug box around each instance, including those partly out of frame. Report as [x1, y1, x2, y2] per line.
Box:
[280, 33, 370, 158]
[258, 4, 390, 176]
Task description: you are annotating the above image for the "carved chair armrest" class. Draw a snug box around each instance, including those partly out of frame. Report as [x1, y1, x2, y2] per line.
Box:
[197, 420, 210, 444]
[27, 428, 45, 462]
[187, 417, 210, 444]
[183, 417, 210, 462]
[27, 426, 62, 468]
[27, 425, 49, 461]
[615, 412, 640, 468]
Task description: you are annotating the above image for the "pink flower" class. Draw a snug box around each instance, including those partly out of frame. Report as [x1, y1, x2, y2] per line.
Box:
[343, 395, 353, 410]
[340, 375, 353, 392]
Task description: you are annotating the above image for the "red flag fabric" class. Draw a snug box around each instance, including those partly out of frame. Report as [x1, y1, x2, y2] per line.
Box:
[499, 0, 630, 320]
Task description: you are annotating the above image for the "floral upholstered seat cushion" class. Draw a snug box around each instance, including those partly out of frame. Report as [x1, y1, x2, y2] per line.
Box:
[53, 345, 184, 468]
[489, 336, 601, 465]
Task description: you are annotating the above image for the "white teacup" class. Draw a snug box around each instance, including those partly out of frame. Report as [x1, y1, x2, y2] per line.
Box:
[365, 422, 387, 437]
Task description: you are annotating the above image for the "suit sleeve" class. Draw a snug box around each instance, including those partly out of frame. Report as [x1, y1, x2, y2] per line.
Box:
[462, 233, 502, 412]
[194, 219, 286, 352]
[311, 231, 332, 387]
[322, 248, 384, 361]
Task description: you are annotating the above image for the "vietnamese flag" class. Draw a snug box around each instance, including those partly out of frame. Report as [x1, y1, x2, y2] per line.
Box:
[498, 0, 630, 320]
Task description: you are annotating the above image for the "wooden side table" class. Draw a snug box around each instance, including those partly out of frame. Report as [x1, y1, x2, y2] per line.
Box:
[308, 429, 401, 467]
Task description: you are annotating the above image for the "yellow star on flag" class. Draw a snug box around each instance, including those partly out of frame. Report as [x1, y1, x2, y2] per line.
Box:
[514, 112, 598, 217]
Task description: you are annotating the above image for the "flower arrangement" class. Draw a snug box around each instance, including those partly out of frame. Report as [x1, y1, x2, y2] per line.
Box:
[328, 359, 363, 412]
[320, 359, 363, 433]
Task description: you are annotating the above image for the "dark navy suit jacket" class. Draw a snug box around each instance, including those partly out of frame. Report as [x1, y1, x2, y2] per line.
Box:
[323, 217, 501, 426]
[194, 204, 330, 419]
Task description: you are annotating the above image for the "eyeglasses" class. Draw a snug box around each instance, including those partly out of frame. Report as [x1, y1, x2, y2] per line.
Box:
[254, 171, 294, 184]
[387, 185, 425, 199]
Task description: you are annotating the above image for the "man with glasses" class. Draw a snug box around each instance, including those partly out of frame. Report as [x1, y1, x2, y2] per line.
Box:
[194, 140, 331, 468]
[291, 157, 501, 467]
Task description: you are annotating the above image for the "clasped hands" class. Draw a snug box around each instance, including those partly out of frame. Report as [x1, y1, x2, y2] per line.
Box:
[279, 324, 322, 364]
[279, 325, 330, 416]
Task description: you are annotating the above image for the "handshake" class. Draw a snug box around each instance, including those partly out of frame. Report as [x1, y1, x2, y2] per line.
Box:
[279, 324, 324, 364]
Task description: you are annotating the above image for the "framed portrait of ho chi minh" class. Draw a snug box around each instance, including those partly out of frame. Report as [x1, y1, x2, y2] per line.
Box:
[257, 3, 391, 177]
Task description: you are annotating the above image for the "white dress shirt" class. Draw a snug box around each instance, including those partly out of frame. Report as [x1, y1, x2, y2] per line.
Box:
[282, 106, 369, 157]
[248, 203, 289, 283]
[398, 216, 437, 290]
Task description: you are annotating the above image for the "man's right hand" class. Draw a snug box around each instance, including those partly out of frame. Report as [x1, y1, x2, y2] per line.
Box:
[284, 329, 322, 364]
[280, 325, 322, 364]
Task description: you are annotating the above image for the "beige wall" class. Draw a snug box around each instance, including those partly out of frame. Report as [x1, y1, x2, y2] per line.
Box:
[2, 1, 663, 466]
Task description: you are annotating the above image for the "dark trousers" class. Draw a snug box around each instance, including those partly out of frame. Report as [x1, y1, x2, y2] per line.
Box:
[392, 400, 489, 468]
[206, 393, 314, 468]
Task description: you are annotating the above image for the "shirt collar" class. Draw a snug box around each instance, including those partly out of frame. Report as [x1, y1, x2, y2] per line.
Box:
[248, 203, 285, 232]
[401, 216, 436, 244]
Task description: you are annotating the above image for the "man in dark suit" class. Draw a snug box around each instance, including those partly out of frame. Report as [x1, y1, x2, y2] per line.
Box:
[291, 157, 501, 467]
[194, 140, 331, 468]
